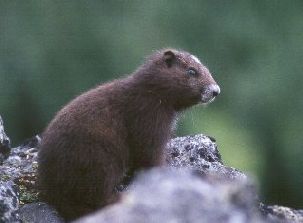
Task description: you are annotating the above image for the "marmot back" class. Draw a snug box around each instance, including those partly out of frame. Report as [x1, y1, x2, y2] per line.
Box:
[37, 49, 220, 221]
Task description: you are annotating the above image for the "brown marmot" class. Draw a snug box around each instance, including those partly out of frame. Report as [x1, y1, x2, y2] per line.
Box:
[37, 49, 220, 221]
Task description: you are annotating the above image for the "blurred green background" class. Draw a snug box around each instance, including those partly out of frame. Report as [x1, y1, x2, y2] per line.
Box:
[1, 0, 303, 208]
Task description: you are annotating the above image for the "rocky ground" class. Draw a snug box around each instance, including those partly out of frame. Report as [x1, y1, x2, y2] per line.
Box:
[0, 115, 303, 223]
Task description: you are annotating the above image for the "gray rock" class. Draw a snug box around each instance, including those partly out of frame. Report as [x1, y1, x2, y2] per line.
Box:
[0, 135, 41, 205]
[74, 168, 265, 223]
[0, 116, 11, 164]
[0, 181, 19, 223]
[18, 202, 64, 223]
[0, 118, 302, 223]
[166, 134, 247, 180]
[0, 134, 40, 222]
[260, 203, 303, 223]
[0, 135, 40, 181]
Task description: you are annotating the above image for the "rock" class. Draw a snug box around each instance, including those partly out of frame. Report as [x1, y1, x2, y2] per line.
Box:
[0, 116, 11, 164]
[0, 181, 19, 223]
[0, 135, 40, 205]
[73, 134, 303, 223]
[260, 203, 303, 223]
[166, 135, 303, 222]
[166, 134, 247, 180]
[74, 168, 265, 223]
[18, 202, 64, 223]
[0, 117, 302, 223]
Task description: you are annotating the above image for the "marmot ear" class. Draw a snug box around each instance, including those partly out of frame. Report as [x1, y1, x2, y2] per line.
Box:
[163, 50, 176, 68]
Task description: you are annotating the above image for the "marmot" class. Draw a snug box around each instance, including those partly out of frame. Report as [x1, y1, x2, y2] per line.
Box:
[37, 49, 220, 221]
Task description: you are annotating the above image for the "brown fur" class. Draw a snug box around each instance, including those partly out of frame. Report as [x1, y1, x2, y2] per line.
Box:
[37, 49, 219, 221]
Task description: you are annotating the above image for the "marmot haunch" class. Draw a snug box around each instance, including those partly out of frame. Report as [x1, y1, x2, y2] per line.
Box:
[37, 49, 220, 221]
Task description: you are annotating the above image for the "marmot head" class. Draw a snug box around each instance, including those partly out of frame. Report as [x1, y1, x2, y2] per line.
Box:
[135, 49, 220, 110]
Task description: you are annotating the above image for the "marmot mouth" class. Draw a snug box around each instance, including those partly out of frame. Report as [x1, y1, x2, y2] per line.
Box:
[201, 84, 220, 104]
[201, 94, 216, 104]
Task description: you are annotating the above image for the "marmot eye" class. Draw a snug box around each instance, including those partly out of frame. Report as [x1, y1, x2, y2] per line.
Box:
[187, 68, 197, 76]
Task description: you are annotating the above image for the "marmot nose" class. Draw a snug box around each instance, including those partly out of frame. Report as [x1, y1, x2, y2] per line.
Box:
[210, 84, 221, 97]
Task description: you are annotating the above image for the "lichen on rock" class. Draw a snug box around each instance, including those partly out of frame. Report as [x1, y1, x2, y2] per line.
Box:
[166, 134, 247, 180]
[0, 135, 40, 205]
[0, 181, 19, 222]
